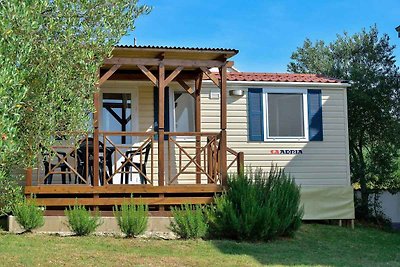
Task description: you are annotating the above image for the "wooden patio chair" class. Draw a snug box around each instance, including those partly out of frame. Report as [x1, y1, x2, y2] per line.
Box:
[121, 142, 152, 184]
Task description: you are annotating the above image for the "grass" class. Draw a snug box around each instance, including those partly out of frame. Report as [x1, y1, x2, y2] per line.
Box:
[0, 224, 399, 266]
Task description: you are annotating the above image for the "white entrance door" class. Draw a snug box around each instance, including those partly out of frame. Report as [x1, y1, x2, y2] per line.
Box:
[100, 87, 140, 184]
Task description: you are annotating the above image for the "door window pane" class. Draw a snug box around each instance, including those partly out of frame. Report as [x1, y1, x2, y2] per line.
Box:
[174, 92, 195, 132]
[102, 93, 132, 144]
[267, 93, 304, 137]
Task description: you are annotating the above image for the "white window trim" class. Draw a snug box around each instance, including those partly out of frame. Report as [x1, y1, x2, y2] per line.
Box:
[263, 88, 309, 142]
[169, 89, 195, 142]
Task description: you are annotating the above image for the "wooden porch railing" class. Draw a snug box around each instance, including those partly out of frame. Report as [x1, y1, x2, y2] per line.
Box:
[227, 147, 245, 176]
[100, 131, 155, 185]
[32, 131, 243, 186]
[166, 132, 221, 185]
[34, 132, 91, 185]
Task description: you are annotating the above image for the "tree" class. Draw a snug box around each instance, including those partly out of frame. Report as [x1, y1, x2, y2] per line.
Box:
[0, 1, 150, 172]
[288, 26, 400, 218]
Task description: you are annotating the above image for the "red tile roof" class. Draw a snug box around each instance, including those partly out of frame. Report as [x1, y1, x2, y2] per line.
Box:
[222, 72, 345, 83]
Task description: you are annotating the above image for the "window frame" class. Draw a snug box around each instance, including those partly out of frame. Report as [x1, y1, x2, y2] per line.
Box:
[263, 88, 309, 142]
[100, 87, 139, 132]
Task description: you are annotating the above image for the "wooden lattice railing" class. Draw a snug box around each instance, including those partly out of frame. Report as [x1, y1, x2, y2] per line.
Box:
[33, 131, 243, 186]
[36, 132, 91, 185]
[100, 131, 155, 185]
[166, 132, 221, 185]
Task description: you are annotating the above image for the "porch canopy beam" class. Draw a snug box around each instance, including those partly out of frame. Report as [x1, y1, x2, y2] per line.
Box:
[104, 57, 234, 69]
[97, 64, 121, 87]
[137, 64, 158, 86]
[200, 66, 220, 88]
[176, 78, 194, 96]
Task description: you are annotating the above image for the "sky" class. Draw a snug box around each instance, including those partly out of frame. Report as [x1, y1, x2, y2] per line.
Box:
[120, 0, 400, 73]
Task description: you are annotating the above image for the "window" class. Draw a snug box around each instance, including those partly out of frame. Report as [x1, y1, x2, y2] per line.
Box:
[101, 92, 137, 144]
[171, 91, 195, 139]
[264, 89, 308, 141]
[248, 88, 323, 142]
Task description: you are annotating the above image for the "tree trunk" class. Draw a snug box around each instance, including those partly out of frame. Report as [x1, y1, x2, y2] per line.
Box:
[355, 142, 369, 219]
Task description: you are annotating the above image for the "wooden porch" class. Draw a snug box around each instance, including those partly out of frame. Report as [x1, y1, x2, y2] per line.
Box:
[24, 46, 243, 213]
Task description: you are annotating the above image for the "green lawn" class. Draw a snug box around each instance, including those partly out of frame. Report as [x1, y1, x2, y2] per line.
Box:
[0, 224, 399, 267]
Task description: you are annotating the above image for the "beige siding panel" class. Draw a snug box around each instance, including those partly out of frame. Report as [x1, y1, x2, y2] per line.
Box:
[201, 85, 351, 187]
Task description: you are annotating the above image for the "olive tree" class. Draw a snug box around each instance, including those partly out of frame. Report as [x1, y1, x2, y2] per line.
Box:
[288, 26, 400, 218]
[0, 1, 150, 172]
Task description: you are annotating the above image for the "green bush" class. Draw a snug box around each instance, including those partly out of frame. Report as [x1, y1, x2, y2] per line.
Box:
[12, 197, 44, 232]
[113, 201, 148, 237]
[0, 170, 23, 216]
[170, 204, 208, 239]
[65, 205, 102, 236]
[207, 167, 303, 241]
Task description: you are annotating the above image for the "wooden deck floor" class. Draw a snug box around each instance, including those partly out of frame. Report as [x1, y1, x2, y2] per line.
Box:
[25, 184, 223, 213]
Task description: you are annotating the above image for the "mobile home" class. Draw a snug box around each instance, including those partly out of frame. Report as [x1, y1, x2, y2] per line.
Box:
[25, 45, 354, 220]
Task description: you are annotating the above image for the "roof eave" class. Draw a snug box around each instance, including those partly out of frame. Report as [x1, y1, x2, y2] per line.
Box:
[203, 80, 351, 88]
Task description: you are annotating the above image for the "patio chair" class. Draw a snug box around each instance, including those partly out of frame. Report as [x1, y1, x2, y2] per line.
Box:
[121, 142, 151, 184]
[76, 137, 115, 185]
[43, 151, 72, 184]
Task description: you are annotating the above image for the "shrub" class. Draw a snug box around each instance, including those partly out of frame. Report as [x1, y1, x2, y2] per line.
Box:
[170, 204, 208, 239]
[12, 197, 44, 232]
[0, 170, 23, 216]
[65, 205, 102, 236]
[113, 201, 148, 237]
[207, 167, 303, 241]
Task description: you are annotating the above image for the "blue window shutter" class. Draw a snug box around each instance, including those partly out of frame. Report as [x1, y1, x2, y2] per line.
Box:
[308, 89, 323, 141]
[248, 88, 264, 141]
[153, 87, 170, 140]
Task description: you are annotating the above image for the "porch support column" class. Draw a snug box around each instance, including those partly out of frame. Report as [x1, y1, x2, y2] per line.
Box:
[25, 168, 32, 186]
[158, 63, 165, 187]
[93, 90, 100, 187]
[219, 65, 228, 186]
[25, 168, 32, 198]
[195, 73, 202, 184]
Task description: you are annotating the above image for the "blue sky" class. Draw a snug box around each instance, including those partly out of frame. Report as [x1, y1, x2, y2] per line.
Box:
[120, 0, 400, 72]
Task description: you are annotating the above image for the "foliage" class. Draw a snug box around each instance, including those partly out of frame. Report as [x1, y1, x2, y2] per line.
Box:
[12, 197, 44, 232]
[207, 167, 303, 241]
[0, 0, 150, 171]
[1, 224, 400, 266]
[288, 25, 400, 218]
[0, 170, 23, 216]
[170, 204, 208, 239]
[65, 205, 102, 236]
[113, 200, 148, 238]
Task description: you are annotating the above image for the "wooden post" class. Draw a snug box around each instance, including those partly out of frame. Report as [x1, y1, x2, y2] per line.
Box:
[93, 90, 100, 187]
[206, 136, 213, 183]
[237, 152, 244, 176]
[158, 63, 165, 187]
[25, 168, 32, 198]
[219, 65, 228, 186]
[25, 168, 32, 187]
[195, 74, 202, 184]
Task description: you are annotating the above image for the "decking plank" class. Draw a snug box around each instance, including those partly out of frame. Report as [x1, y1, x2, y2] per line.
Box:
[25, 184, 223, 194]
[33, 197, 214, 206]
